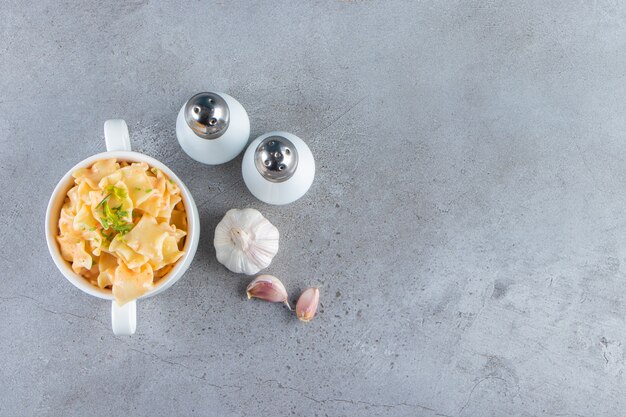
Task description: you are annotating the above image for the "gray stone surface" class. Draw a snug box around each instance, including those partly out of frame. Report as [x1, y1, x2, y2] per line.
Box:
[1, 0, 625, 416]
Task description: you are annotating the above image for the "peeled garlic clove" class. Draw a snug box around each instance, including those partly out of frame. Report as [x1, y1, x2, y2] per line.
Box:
[246, 275, 291, 309]
[296, 287, 320, 322]
[214, 208, 279, 275]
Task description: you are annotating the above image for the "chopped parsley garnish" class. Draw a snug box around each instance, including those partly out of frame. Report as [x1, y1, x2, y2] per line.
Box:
[95, 186, 127, 210]
[105, 185, 128, 200]
[101, 230, 115, 242]
[145, 189, 152, 193]
[95, 193, 111, 209]
[96, 191, 134, 237]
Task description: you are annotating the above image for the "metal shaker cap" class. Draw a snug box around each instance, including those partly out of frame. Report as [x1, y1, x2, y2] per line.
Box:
[184, 92, 230, 139]
[254, 136, 299, 182]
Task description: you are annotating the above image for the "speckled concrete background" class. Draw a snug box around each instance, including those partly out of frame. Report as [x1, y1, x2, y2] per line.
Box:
[1, 1, 626, 416]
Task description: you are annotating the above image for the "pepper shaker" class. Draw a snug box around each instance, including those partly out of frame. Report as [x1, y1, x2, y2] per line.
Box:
[241, 131, 315, 205]
[176, 92, 250, 165]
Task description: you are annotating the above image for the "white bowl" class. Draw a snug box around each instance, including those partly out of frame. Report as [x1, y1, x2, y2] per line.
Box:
[45, 120, 200, 335]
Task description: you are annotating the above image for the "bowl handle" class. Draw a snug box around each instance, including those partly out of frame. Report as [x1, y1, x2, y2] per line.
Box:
[111, 300, 137, 335]
[104, 119, 131, 152]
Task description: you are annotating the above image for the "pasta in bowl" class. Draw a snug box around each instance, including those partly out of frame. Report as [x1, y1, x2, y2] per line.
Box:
[57, 158, 188, 305]
[45, 119, 199, 335]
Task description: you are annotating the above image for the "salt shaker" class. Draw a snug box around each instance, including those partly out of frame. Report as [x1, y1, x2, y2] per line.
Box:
[176, 92, 250, 165]
[241, 131, 315, 205]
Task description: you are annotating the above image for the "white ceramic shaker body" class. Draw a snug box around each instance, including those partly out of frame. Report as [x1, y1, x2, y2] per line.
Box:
[242, 131, 315, 205]
[176, 92, 250, 165]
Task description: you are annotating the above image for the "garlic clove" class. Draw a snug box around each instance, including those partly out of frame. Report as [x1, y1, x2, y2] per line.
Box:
[246, 275, 291, 309]
[296, 287, 320, 322]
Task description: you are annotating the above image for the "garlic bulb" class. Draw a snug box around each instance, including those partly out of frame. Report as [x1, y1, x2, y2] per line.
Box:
[214, 208, 279, 274]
